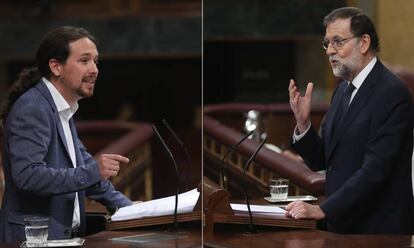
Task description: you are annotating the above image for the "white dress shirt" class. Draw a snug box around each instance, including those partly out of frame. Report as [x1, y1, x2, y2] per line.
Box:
[293, 57, 378, 141]
[43, 78, 80, 229]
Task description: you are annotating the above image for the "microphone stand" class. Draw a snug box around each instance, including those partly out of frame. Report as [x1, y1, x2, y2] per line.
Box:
[242, 137, 267, 234]
[152, 125, 180, 231]
[162, 119, 192, 191]
[220, 130, 254, 191]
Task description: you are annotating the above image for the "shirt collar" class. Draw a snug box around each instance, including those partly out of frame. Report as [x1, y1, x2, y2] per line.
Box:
[42, 77, 78, 119]
[350, 57, 377, 89]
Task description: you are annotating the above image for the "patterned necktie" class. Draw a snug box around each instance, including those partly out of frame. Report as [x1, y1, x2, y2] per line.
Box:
[332, 83, 355, 133]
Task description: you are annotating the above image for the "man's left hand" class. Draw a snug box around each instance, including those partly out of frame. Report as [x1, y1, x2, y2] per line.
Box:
[285, 200, 325, 220]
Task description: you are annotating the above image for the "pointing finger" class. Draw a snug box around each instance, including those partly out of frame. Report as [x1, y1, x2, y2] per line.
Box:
[103, 154, 130, 163]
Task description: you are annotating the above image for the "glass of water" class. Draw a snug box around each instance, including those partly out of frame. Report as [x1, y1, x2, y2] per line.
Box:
[24, 216, 49, 247]
[269, 179, 289, 200]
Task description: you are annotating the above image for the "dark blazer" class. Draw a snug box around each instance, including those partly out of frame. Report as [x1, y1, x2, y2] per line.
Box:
[0, 81, 132, 242]
[293, 60, 414, 234]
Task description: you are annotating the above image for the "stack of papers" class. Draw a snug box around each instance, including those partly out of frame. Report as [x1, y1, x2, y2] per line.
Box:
[111, 189, 199, 221]
[230, 203, 286, 216]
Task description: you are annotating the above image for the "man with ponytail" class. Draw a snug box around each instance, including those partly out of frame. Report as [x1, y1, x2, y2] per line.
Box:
[0, 26, 132, 242]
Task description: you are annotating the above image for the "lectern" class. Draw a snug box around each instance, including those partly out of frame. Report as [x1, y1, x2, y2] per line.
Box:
[203, 177, 316, 233]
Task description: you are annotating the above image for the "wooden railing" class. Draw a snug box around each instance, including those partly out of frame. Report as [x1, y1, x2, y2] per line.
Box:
[75, 121, 154, 209]
[203, 103, 327, 200]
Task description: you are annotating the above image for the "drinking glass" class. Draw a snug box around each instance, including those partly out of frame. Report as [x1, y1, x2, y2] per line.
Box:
[24, 216, 49, 247]
[269, 179, 289, 200]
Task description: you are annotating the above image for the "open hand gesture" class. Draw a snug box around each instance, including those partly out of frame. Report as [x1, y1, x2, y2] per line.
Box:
[288, 79, 313, 134]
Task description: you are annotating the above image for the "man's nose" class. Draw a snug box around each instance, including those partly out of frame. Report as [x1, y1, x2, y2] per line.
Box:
[90, 62, 99, 74]
[325, 43, 336, 56]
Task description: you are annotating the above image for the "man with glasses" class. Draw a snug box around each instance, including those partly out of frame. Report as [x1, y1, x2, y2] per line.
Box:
[287, 7, 414, 234]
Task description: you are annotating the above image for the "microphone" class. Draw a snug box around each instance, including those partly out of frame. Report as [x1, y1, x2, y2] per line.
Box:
[220, 130, 254, 191]
[152, 125, 179, 230]
[162, 119, 192, 191]
[242, 137, 267, 233]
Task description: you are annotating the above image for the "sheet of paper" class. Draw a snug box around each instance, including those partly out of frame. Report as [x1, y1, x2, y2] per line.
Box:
[111, 188, 199, 221]
[230, 203, 286, 215]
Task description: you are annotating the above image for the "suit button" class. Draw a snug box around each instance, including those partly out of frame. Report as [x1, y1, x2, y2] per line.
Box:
[64, 229, 69, 236]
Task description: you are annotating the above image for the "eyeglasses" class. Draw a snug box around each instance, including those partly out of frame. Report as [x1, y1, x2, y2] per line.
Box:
[322, 36, 357, 50]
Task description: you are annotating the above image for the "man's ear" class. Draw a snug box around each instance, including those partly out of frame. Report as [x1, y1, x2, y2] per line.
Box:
[359, 34, 371, 54]
[49, 58, 62, 77]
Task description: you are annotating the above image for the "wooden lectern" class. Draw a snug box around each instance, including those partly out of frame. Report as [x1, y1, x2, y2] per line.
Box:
[203, 177, 316, 233]
[106, 187, 202, 230]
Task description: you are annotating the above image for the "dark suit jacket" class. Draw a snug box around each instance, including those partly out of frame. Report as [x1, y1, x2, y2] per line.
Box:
[293, 60, 414, 234]
[0, 81, 132, 242]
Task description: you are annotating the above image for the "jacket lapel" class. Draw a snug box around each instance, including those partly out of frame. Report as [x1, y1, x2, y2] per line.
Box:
[35, 81, 72, 162]
[326, 60, 382, 161]
[324, 81, 347, 144]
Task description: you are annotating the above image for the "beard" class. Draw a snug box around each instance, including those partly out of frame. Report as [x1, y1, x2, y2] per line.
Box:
[330, 52, 362, 81]
[332, 62, 353, 79]
[76, 83, 95, 98]
[76, 75, 96, 99]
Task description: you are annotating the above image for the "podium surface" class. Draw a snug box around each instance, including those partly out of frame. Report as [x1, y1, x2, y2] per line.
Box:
[204, 225, 414, 248]
[0, 225, 201, 248]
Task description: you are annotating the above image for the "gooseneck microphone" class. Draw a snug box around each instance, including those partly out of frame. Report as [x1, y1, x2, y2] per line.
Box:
[152, 125, 179, 230]
[220, 130, 254, 191]
[242, 137, 267, 233]
[162, 119, 192, 191]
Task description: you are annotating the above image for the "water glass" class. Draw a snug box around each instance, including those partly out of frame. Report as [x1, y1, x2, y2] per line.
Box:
[269, 179, 289, 200]
[24, 216, 49, 247]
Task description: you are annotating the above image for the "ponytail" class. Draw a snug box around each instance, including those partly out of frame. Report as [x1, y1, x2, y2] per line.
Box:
[0, 67, 41, 125]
